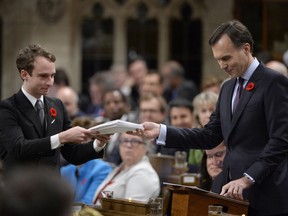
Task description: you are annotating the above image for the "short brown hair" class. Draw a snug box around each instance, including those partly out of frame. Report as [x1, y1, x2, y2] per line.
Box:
[16, 44, 56, 76]
[209, 20, 254, 53]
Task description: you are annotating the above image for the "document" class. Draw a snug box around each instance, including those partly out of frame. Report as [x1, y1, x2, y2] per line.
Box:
[88, 120, 143, 134]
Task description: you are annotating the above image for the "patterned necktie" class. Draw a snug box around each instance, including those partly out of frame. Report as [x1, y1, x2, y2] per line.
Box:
[35, 100, 45, 126]
[232, 77, 244, 113]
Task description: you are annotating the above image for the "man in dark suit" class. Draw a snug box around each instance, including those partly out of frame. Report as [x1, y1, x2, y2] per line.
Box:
[132, 20, 288, 216]
[0, 44, 111, 171]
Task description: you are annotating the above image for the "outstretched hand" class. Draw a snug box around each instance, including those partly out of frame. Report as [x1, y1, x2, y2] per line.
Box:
[127, 122, 161, 140]
[220, 176, 253, 200]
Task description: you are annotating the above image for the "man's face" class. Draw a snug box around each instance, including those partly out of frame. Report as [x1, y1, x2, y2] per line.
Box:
[128, 61, 147, 85]
[103, 91, 128, 120]
[139, 98, 165, 123]
[205, 143, 226, 179]
[21, 56, 55, 98]
[139, 74, 163, 97]
[56, 88, 78, 118]
[211, 34, 251, 79]
[170, 107, 193, 128]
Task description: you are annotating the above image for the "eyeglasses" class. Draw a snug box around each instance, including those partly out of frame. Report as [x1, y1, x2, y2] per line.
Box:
[140, 109, 161, 114]
[206, 150, 226, 160]
[119, 139, 145, 147]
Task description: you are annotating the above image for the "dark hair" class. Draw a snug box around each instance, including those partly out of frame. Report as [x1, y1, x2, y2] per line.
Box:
[168, 99, 193, 114]
[209, 20, 254, 53]
[147, 69, 164, 85]
[104, 88, 129, 105]
[54, 68, 70, 86]
[128, 56, 148, 69]
[198, 152, 212, 191]
[16, 44, 56, 76]
[0, 166, 73, 216]
[168, 61, 185, 78]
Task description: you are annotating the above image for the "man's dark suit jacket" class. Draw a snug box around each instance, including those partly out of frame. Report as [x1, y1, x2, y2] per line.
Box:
[164, 64, 288, 216]
[0, 90, 103, 170]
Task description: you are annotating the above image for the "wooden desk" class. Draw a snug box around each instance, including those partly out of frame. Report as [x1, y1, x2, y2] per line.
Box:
[165, 183, 249, 216]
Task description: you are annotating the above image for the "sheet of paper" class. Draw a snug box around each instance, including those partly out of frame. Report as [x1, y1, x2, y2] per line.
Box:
[88, 120, 143, 134]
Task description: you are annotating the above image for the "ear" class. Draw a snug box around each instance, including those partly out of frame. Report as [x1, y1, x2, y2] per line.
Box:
[20, 70, 29, 80]
[243, 43, 251, 54]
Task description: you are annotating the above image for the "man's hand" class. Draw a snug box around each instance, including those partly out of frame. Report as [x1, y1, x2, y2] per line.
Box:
[220, 176, 254, 200]
[127, 122, 161, 140]
[92, 133, 112, 147]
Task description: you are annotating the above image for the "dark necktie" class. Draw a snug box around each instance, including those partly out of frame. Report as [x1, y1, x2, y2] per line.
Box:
[232, 77, 244, 113]
[35, 99, 45, 126]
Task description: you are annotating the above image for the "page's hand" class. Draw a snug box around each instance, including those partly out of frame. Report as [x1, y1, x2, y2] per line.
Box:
[59, 126, 94, 144]
[127, 122, 160, 140]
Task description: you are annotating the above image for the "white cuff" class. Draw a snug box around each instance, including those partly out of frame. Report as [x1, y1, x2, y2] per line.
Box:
[156, 124, 167, 145]
[51, 134, 63, 149]
[93, 140, 106, 152]
[243, 172, 255, 183]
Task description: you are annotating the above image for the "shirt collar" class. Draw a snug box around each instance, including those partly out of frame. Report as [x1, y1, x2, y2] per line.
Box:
[241, 57, 259, 81]
[21, 86, 44, 107]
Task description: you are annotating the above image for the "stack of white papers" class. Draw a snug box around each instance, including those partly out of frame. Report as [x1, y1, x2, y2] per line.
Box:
[88, 120, 143, 134]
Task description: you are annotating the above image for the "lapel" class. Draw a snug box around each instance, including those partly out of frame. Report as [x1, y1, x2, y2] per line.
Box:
[15, 90, 44, 136]
[221, 78, 236, 134]
[44, 97, 57, 135]
[228, 64, 263, 136]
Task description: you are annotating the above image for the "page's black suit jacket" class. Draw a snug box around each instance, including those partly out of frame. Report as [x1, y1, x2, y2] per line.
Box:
[164, 64, 288, 216]
[0, 90, 103, 170]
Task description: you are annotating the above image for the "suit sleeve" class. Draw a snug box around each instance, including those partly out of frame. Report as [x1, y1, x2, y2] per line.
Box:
[166, 104, 223, 150]
[245, 74, 288, 183]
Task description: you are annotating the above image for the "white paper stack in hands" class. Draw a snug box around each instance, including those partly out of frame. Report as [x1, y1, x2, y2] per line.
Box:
[88, 120, 144, 134]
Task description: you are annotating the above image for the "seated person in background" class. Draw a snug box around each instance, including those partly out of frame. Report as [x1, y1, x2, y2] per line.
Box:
[102, 89, 137, 166]
[185, 91, 219, 172]
[61, 158, 112, 205]
[92, 133, 160, 206]
[168, 99, 202, 172]
[61, 116, 113, 205]
[192, 91, 219, 129]
[55, 86, 86, 121]
[138, 94, 169, 155]
[198, 142, 226, 191]
[265, 60, 288, 77]
[0, 167, 73, 216]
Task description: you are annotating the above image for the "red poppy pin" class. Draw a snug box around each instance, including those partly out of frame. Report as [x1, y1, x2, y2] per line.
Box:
[49, 108, 57, 117]
[246, 82, 255, 91]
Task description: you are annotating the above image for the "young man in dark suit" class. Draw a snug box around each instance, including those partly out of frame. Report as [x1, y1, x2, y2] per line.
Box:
[132, 20, 288, 216]
[0, 44, 111, 171]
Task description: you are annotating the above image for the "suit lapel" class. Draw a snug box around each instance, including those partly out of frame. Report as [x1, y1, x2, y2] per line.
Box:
[15, 90, 44, 136]
[44, 97, 57, 135]
[229, 64, 263, 133]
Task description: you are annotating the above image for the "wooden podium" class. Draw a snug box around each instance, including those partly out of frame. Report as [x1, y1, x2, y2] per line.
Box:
[165, 183, 249, 216]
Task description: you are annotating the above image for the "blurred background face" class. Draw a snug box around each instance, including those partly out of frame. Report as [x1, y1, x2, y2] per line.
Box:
[56, 87, 79, 118]
[119, 133, 146, 167]
[128, 60, 148, 85]
[170, 107, 193, 128]
[197, 102, 215, 127]
[103, 91, 128, 120]
[205, 143, 226, 178]
[139, 98, 165, 123]
[89, 83, 104, 105]
[139, 73, 163, 97]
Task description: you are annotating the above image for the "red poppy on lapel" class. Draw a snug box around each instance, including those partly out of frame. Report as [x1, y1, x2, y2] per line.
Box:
[246, 82, 255, 91]
[49, 108, 57, 117]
